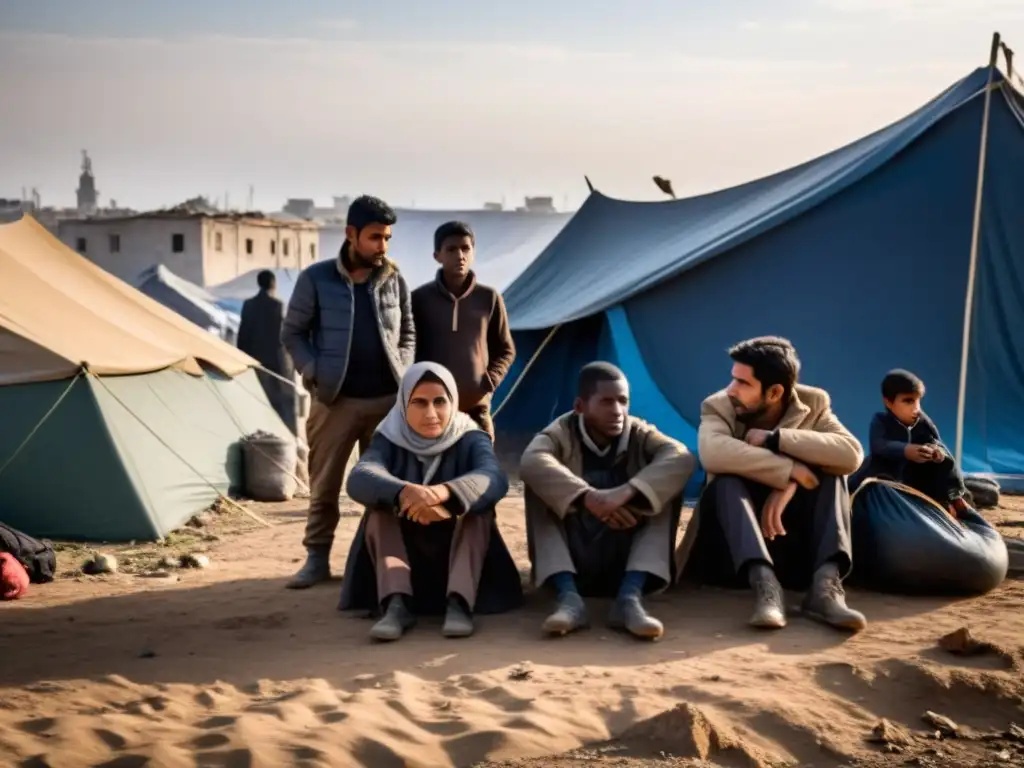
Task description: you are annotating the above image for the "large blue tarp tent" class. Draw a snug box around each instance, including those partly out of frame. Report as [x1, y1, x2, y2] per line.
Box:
[494, 66, 1024, 492]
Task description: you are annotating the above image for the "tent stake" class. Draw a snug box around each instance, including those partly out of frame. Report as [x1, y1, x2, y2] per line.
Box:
[954, 31, 1001, 468]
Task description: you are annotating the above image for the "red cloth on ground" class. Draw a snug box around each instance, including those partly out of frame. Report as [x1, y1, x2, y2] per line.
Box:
[1, 552, 29, 600]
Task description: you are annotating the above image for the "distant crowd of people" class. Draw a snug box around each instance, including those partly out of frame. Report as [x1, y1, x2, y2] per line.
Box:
[234, 194, 1005, 643]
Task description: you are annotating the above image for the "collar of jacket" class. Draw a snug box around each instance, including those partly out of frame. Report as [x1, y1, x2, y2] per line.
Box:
[883, 407, 919, 431]
[335, 240, 397, 284]
[433, 269, 477, 300]
[772, 387, 811, 429]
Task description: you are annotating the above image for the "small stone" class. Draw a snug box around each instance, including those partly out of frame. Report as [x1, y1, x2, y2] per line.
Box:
[922, 711, 959, 738]
[508, 664, 533, 681]
[157, 556, 181, 570]
[997, 750, 1012, 762]
[938, 626, 1000, 656]
[180, 553, 210, 569]
[82, 552, 118, 575]
[869, 718, 913, 747]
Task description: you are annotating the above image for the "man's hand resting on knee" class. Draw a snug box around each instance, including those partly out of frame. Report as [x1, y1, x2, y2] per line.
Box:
[762, 481, 798, 540]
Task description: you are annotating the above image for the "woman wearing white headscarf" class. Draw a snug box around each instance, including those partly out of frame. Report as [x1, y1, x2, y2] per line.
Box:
[339, 362, 523, 641]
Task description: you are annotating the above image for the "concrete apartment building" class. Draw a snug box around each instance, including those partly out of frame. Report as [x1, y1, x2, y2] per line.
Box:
[58, 207, 320, 287]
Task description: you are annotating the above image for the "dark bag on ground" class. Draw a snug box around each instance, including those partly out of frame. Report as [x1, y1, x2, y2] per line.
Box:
[849, 480, 1007, 595]
[241, 430, 298, 502]
[0, 521, 57, 583]
[963, 475, 1000, 509]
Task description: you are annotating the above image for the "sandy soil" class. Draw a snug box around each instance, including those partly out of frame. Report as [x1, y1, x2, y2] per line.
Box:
[2, 489, 1023, 768]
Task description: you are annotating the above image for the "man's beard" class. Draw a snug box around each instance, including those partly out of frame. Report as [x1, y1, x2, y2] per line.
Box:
[350, 247, 383, 268]
[731, 397, 768, 425]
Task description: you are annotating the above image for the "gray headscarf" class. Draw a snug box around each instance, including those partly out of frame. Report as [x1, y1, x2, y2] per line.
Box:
[376, 361, 482, 483]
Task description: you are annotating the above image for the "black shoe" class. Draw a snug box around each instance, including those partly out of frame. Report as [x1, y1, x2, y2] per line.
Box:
[442, 598, 475, 638]
[285, 546, 331, 589]
[369, 595, 416, 642]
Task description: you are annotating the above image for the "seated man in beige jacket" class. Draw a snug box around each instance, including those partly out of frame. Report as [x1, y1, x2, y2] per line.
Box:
[675, 337, 867, 632]
[520, 363, 695, 641]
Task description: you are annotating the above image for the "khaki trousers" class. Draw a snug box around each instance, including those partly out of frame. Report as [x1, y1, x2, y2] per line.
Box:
[364, 508, 492, 608]
[303, 394, 395, 548]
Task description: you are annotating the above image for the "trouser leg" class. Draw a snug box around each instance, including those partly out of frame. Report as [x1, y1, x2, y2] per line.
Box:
[447, 512, 493, 609]
[303, 394, 395, 548]
[525, 490, 578, 588]
[364, 508, 413, 602]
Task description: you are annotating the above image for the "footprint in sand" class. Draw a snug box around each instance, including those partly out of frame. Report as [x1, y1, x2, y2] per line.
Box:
[192, 732, 232, 750]
[93, 728, 128, 750]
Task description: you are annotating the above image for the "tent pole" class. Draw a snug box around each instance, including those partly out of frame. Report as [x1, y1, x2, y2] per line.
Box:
[954, 31, 1001, 467]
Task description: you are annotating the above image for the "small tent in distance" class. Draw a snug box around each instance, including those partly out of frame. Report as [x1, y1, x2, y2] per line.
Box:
[0, 216, 292, 541]
[135, 263, 240, 342]
[495, 65, 1024, 490]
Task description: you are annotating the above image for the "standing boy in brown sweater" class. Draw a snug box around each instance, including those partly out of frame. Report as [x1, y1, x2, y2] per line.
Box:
[411, 221, 516, 439]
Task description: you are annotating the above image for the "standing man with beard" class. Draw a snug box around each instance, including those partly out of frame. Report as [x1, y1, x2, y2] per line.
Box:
[281, 195, 415, 589]
[675, 337, 867, 632]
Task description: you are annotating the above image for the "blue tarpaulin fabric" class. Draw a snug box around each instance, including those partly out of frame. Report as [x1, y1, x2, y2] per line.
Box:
[497, 68, 1024, 484]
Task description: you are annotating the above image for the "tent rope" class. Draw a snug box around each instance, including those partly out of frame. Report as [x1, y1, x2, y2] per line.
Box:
[491, 324, 562, 419]
[87, 371, 273, 529]
[0, 367, 86, 483]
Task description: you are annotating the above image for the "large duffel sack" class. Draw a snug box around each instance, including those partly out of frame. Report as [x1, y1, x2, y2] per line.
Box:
[0, 521, 57, 583]
[241, 431, 298, 502]
[849, 479, 1007, 595]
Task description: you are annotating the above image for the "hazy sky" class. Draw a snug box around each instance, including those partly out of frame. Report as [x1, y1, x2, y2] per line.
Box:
[1, 0, 1021, 211]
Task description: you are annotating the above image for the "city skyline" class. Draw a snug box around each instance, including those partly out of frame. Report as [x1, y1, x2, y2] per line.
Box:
[1, 0, 1022, 211]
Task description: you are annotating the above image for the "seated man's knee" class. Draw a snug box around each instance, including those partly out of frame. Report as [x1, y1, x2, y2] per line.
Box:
[708, 474, 749, 496]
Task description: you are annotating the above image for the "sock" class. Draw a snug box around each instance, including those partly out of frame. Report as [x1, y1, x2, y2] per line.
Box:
[549, 571, 578, 598]
[616, 570, 647, 601]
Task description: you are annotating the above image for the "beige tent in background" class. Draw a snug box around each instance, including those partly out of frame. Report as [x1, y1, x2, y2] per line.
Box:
[0, 216, 253, 384]
[0, 216, 292, 541]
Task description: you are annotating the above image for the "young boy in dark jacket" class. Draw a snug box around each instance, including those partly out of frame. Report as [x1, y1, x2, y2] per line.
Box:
[411, 221, 516, 439]
[851, 369, 970, 516]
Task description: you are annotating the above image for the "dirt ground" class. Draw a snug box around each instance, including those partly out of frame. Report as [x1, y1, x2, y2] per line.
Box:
[1, 488, 1023, 768]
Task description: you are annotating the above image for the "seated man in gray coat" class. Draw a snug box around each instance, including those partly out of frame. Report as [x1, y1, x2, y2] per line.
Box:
[520, 362, 695, 641]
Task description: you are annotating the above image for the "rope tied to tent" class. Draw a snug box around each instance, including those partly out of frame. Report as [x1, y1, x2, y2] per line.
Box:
[491, 324, 563, 420]
[0, 365, 87, 483]
[86, 371, 273, 530]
